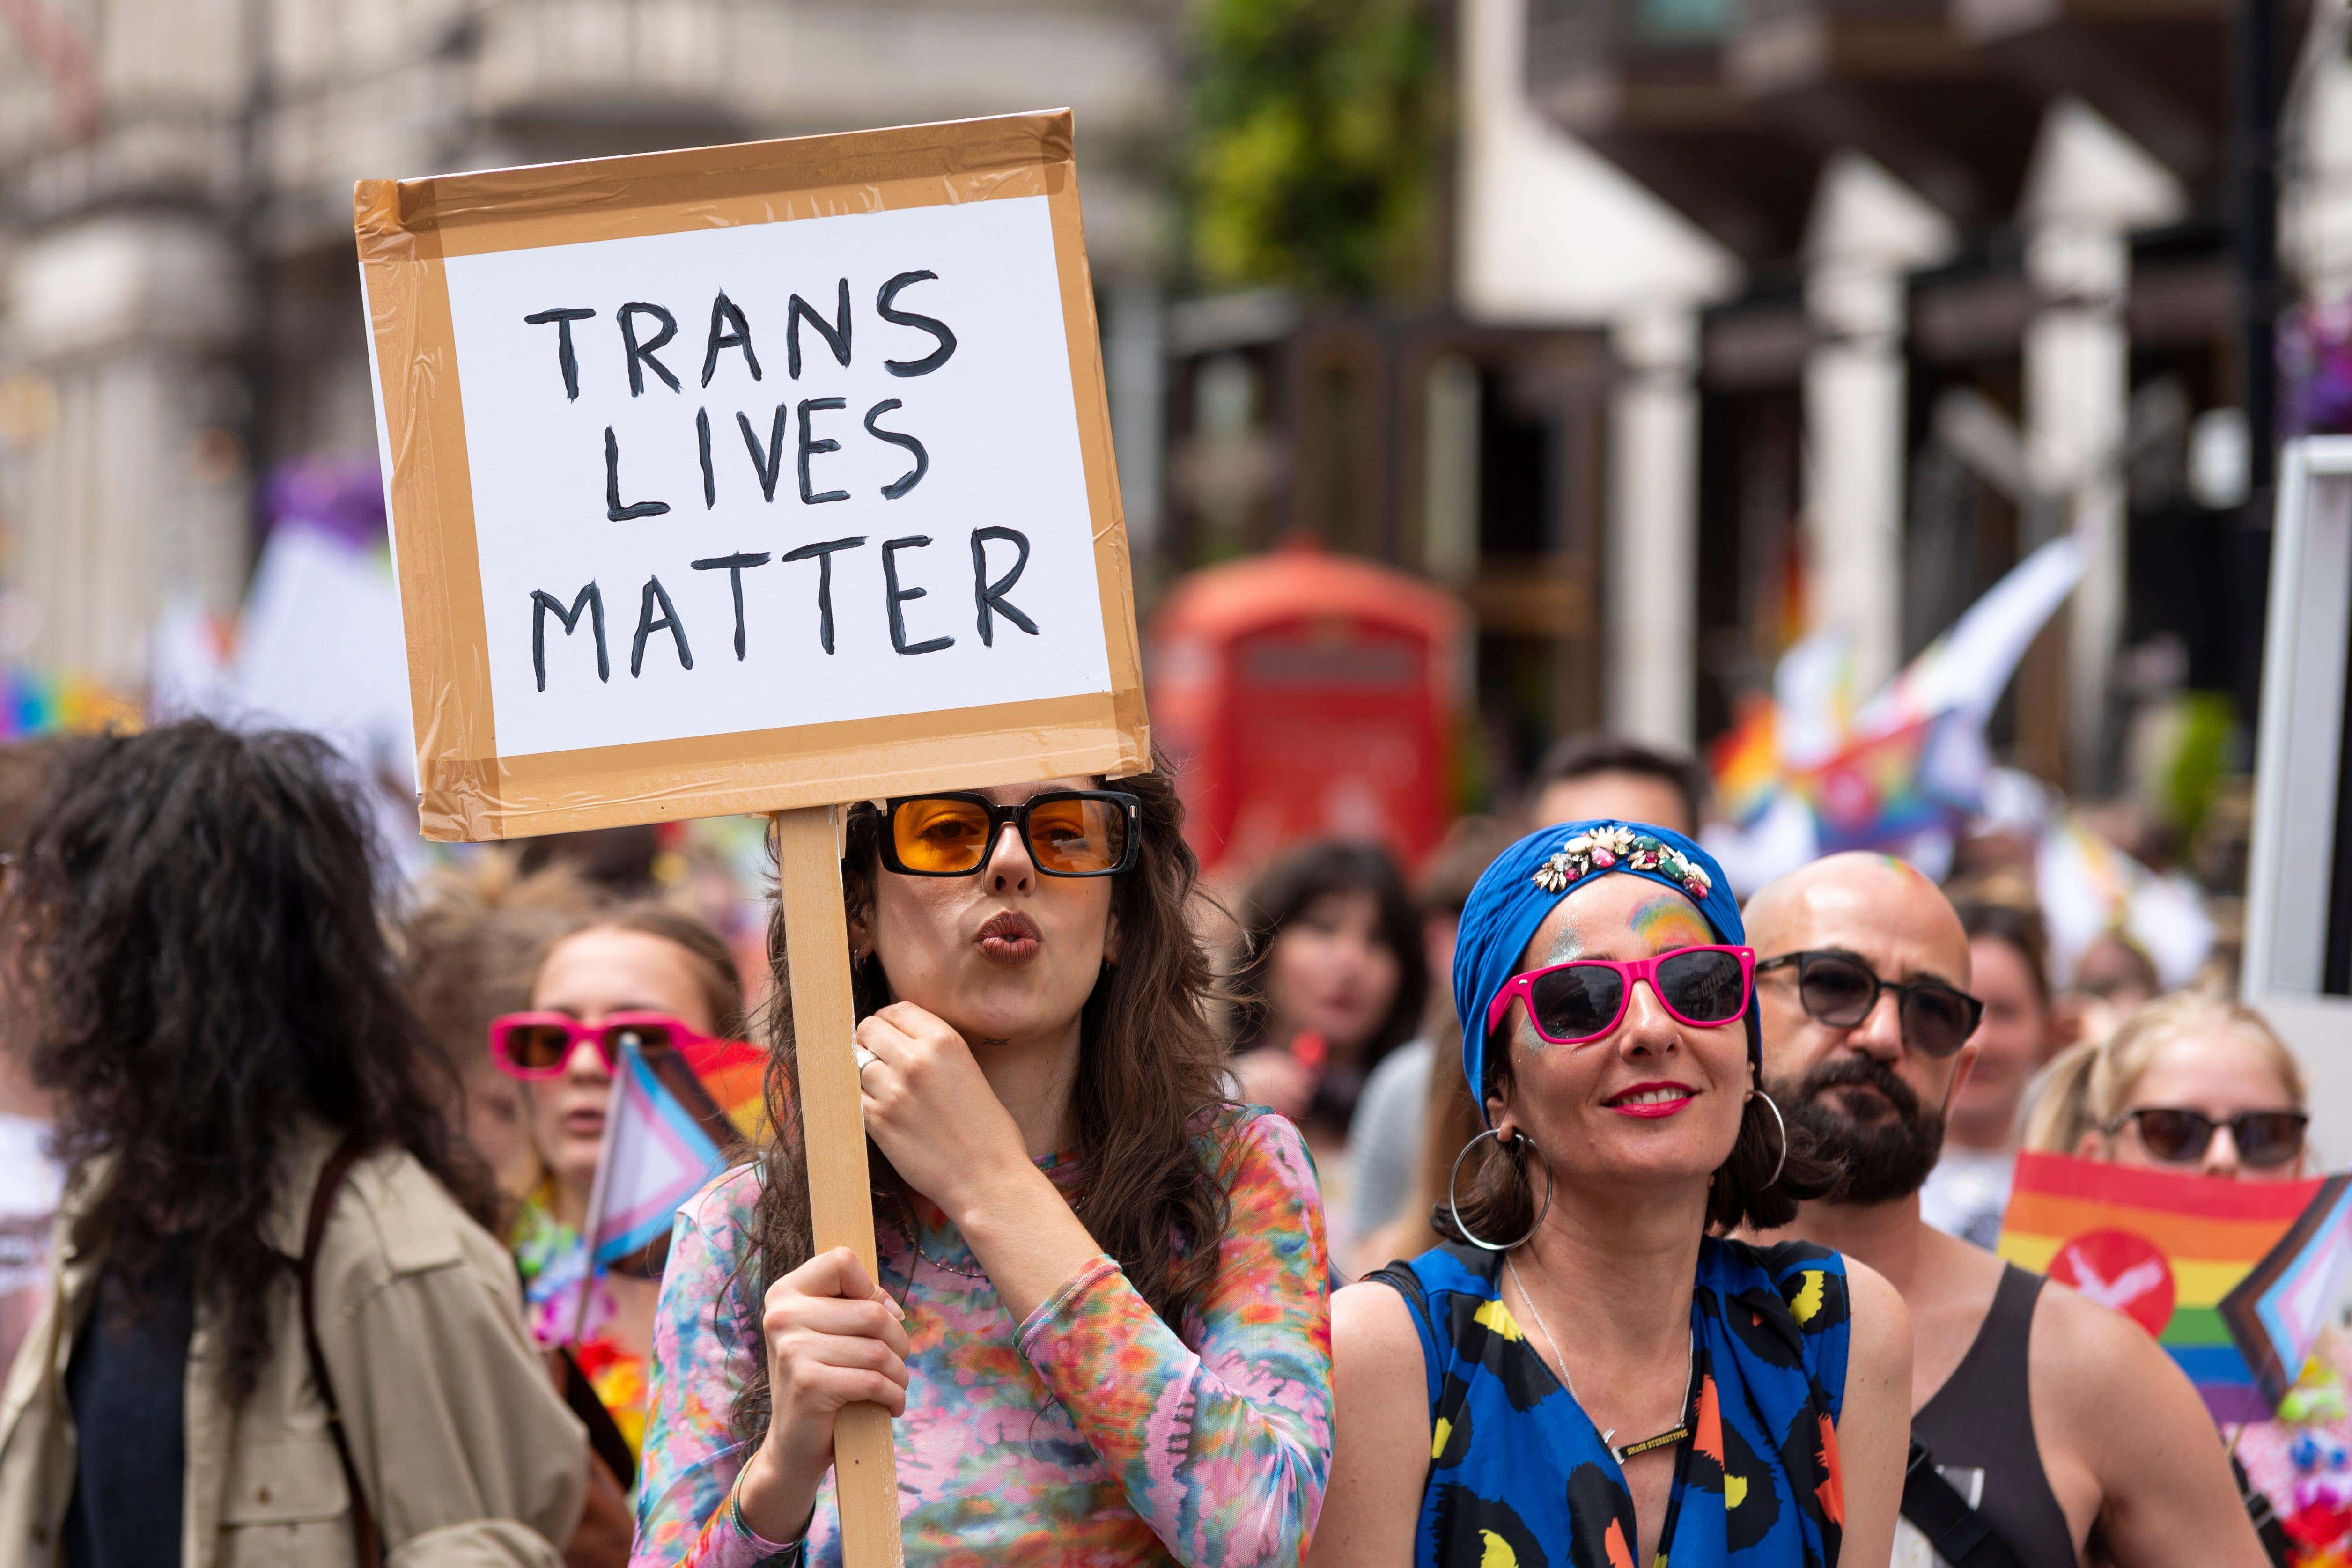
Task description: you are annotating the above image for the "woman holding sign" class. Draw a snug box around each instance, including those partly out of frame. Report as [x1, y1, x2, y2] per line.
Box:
[634, 771, 1331, 1566]
[1307, 822, 1913, 1568]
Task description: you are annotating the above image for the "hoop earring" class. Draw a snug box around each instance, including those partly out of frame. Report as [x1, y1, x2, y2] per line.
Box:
[1448, 1128, 1554, 1252]
[1757, 1091, 1789, 1187]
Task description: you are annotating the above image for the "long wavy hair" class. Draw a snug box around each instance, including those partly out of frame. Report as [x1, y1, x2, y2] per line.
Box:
[730, 766, 1231, 1444]
[7, 721, 493, 1402]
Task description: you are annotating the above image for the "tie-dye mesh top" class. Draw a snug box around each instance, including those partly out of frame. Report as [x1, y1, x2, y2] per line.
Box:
[631, 1106, 1332, 1568]
[1372, 1236, 1849, 1568]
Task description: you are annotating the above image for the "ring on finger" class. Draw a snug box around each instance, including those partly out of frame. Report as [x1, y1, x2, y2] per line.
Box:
[854, 1045, 880, 1078]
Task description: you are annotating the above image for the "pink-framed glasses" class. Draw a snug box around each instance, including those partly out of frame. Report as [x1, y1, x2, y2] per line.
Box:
[1485, 945, 1756, 1046]
[488, 1010, 728, 1079]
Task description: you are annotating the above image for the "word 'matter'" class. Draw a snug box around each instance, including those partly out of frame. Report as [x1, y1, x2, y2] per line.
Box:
[527, 527, 1037, 692]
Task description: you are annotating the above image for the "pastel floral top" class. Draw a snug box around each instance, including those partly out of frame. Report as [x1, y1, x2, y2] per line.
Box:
[631, 1107, 1333, 1568]
[512, 1185, 652, 1457]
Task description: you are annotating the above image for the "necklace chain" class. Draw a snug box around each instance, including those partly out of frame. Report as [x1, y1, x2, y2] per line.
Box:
[1505, 1253, 1694, 1456]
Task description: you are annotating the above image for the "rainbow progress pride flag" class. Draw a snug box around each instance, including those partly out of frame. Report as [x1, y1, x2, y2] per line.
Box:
[1997, 1152, 2329, 1425]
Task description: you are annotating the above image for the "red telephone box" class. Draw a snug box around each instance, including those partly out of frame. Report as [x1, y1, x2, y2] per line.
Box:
[1148, 541, 1467, 877]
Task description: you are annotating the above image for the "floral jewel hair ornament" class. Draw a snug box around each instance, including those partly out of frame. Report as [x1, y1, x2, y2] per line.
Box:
[1453, 819, 1756, 1123]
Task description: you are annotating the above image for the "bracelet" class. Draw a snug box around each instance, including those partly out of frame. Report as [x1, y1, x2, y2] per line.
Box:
[729, 1468, 808, 1568]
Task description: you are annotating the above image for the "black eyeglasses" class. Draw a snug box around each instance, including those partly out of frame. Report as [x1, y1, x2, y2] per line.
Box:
[880, 790, 1139, 878]
[2107, 1107, 2309, 1170]
[1756, 951, 1984, 1059]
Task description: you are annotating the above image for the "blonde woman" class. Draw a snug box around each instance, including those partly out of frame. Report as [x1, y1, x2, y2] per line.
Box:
[2022, 993, 2325, 1558]
[2022, 993, 2308, 1180]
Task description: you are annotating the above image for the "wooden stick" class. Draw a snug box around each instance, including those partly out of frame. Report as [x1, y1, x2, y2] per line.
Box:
[773, 805, 904, 1568]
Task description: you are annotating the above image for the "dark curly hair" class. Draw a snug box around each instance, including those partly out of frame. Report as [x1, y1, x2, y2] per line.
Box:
[730, 766, 1234, 1444]
[8, 720, 493, 1401]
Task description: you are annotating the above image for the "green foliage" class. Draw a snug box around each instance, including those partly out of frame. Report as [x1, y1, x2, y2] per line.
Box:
[2158, 691, 2236, 846]
[1188, 0, 1446, 302]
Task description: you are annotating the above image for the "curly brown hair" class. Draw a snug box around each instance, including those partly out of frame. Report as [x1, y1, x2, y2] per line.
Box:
[9, 721, 492, 1401]
[727, 766, 1234, 1444]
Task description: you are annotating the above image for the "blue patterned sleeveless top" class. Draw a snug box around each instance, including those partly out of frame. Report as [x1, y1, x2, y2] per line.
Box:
[1372, 1236, 1851, 1568]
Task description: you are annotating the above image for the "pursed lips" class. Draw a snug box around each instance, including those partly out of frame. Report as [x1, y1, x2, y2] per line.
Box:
[975, 909, 1043, 964]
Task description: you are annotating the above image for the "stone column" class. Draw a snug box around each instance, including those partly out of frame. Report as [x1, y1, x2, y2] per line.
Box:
[1802, 153, 1955, 695]
[0, 212, 250, 689]
[2019, 100, 2185, 787]
[1607, 307, 1701, 750]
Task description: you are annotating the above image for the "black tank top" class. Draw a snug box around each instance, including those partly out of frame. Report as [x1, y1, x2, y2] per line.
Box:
[1911, 1264, 2080, 1567]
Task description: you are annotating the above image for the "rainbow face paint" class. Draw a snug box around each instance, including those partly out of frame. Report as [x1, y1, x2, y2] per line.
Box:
[1629, 894, 1714, 952]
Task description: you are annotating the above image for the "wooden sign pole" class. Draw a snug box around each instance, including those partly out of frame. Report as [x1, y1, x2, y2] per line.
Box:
[773, 804, 904, 1568]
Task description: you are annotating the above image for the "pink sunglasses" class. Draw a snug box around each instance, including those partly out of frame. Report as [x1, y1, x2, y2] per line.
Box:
[488, 1011, 726, 1079]
[1485, 945, 1756, 1046]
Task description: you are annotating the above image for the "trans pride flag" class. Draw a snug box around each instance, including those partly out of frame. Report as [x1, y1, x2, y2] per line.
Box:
[580, 1037, 765, 1271]
[1998, 1152, 2334, 1424]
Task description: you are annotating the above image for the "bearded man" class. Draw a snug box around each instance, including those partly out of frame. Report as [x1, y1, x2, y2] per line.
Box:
[1747, 853, 2261, 1568]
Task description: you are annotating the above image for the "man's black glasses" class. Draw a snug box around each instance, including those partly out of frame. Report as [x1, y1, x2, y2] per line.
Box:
[1757, 950, 1984, 1059]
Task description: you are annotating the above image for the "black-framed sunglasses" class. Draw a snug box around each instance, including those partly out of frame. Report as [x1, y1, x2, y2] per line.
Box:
[880, 790, 1140, 878]
[1756, 950, 1984, 1059]
[2107, 1107, 2309, 1169]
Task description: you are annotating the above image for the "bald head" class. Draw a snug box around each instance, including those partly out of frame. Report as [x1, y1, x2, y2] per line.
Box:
[1747, 853, 1968, 978]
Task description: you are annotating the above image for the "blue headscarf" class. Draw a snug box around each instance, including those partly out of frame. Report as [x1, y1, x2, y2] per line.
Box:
[1454, 819, 1755, 1119]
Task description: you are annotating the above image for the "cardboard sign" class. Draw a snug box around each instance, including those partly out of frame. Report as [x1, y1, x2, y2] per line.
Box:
[358, 110, 1147, 841]
[359, 112, 1151, 1568]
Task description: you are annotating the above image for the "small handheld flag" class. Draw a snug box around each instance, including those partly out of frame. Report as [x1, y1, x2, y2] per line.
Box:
[1998, 1152, 2328, 1425]
[579, 1037, 761, 1279]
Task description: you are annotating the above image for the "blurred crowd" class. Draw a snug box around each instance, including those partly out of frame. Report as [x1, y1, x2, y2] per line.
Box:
[0, 723, 2303, 1354]
[0, 718, 2323, 1566]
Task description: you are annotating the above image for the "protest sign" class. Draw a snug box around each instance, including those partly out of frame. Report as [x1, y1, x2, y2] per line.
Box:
[358, 111, 1148, 1566]
[356, 109, 1145, 841]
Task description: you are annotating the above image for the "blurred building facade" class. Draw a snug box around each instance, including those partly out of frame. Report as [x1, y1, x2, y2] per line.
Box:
[1494, 0, 2310, 801]
[0, 0, 2336, 824]
[1157, 0, 2333, 815]
[0, 0, 1185, 690]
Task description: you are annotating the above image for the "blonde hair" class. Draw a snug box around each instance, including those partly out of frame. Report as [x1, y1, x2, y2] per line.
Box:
[2020, 993, 2305, 1156]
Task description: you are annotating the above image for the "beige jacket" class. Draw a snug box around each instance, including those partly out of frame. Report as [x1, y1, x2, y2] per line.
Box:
[0, 1124, 587, 1568]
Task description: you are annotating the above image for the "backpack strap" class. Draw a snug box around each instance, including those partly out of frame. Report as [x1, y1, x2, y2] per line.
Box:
[556, 1342, 638, 1492]
[1901, 1440, 2027, 1568]
[300, 1138, 384, 1568]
